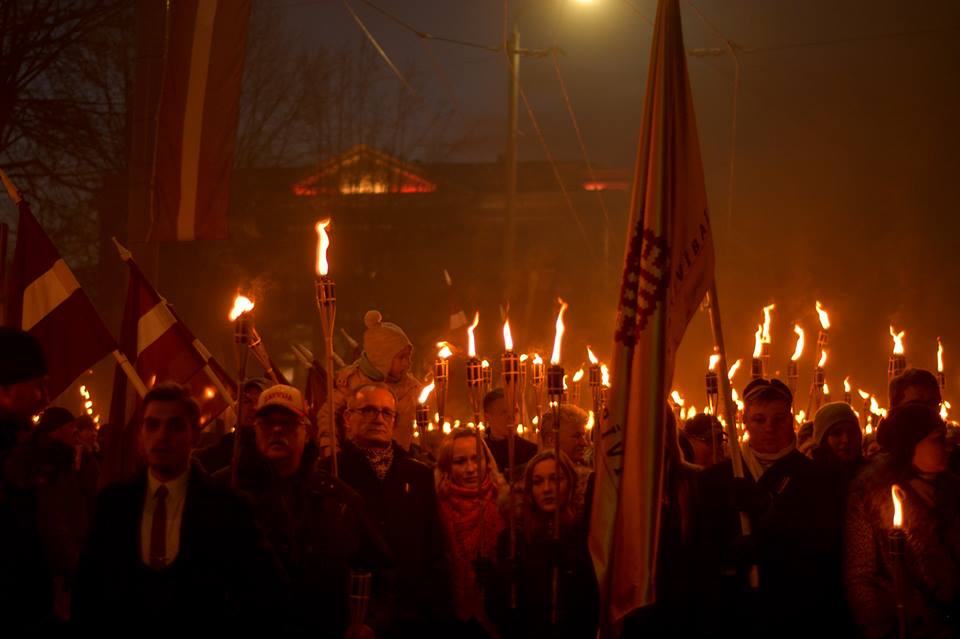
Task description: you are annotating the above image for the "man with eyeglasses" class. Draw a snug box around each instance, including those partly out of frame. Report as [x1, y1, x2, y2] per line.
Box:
[224, 384, 391, 636]
[335, 383, 453, 637]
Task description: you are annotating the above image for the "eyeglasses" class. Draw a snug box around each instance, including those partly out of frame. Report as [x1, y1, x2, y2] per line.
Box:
[351, 406, 398, 421]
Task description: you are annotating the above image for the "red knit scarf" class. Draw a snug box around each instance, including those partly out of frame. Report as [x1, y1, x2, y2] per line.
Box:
[438, 478, 505, 621]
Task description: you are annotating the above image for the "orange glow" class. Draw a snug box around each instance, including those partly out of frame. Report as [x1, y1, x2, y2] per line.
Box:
[891, 484, 905, 528]
[587, 346, 599, 365]
[418, 381, 436, 405]
[466, 312, 480, 358]
[228, 294, 254, 321]
[600, 363, 611, 387]
[844, 377, 851, 393]
[671, 390, 684, 406]
[503, 319, 514, 352]
[870, 396, 882, 415]
[753, 325, 763, 358]
[761, 304, 775, 343]
[436, 341, 454, 359]
[940, 400, 951, 421]
[727, 359, 742, 381]
[204, 386, 216, 400]
[572, 368, 585, 383]
[586, 410, 595, 430]
[533, 354, 543, 365]
[938, 337, 944, 373]
[791, 325, 805, 361]
[823, 382, 831, 395]
[890, 326, 906, 355]
[858, 389, 870, 400]
[818, 349, 828, 368]
[815, 300, 830, 331]
[563, 375, 569, 391]
[481, 359, 490, 369]
[315, 219, 331, 276]
[550, 298, 569, 365]
[520, 353, 529, 363]
[708, 353, 720, 371]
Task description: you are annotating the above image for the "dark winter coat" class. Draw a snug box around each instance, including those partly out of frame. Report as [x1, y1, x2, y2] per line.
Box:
[690, 451, 847, 638]
[72, 464, 285, 633]
[226, 447, 393, 636]
[334, 440, 453, 637]
[486, 434, 538, 479]
[845, 456, 960, 639]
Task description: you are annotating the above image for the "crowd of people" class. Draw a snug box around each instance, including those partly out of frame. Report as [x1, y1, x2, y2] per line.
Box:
[2, 313, 959, 637]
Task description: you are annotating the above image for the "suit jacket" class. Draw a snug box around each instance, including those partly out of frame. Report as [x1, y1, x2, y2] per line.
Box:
[72, 464, 285, 632]
[335, 441, 453, 635]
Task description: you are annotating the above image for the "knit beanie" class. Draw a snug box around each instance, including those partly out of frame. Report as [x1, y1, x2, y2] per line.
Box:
[813, 402, 859, 447]
[362, 310, 412, 377]
[0, 327, 47, 385]
[876, 403, 943, 462]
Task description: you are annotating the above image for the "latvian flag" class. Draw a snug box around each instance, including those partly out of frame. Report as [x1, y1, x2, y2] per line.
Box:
[4, 197, 115, 398]
[148, 0, 251, 241]
[110, 245, 233, 429]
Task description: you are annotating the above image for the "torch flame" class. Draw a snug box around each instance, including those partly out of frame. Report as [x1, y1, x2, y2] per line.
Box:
[436, 341, 454, 359]
[587, 346, 599, 365]
[315, 219, 331, 276]
[761, 304, 775, 343]
[563, 375, 569, 391]
[890, 326, 906, 355]
[466, 312, 480, 358]
[818, 349, 828, 368]
[891, 484, 905, 529]
[481, 359, 490, 369]
[791, 325, 805, 361]
[940, 400, 951, 421]
[586, 411, 595, 431]
[938, 337, 944, 373]
[228, 294, 254, 321]
[858, 389, 870, 400]
[753, 325, 763, 358]
[520, 353, 529, 362]
[844, 377, 851, 393]
[815, 300, 830, 331]
[708, 353, 720, 371]
[418, 381, 436, 405]
[503, 319, 514, 352]
[870, 396, 881, 414]
[600, 363, 610, 387]
[550, 298, 569, 365]
[823, 382, 830, 395]
[572, 368, 585, 383]
[728, 359, 742, 381]
[533, 354, 543, 365]
[671, 390, 684, 406]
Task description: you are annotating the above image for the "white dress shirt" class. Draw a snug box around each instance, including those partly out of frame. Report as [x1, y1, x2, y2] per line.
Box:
[140, 469, 189, 568]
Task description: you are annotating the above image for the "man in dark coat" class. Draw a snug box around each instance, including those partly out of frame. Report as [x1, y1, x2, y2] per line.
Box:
[483, 388, 537, 475]
[336, 383, 453, 638]
[0, 328, 54, 633]
[224, 384, 392, 636]
[691, 378, 847, 638]
[72, 382, 284, 632]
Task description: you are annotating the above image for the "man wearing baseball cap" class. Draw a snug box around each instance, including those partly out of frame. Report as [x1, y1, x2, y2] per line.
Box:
[0, 327, 53, 632]
[228, 384, 390, 636]
[690, 378, 849, 636]
[194, 377, 271, 475]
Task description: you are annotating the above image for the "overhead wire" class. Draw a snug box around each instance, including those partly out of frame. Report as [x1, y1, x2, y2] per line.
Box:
[341, 0, 418, 96]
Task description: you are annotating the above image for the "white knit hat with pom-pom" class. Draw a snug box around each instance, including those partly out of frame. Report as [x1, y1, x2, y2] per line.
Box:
[362, 310, 412, 377]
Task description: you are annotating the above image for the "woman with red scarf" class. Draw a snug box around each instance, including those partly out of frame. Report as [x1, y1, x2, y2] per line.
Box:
[435, 428, 507, 637]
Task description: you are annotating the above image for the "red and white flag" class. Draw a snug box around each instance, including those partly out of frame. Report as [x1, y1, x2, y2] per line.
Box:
[4, 193, 115, 398]
[589, 0, 715, 631]
[148, 0, 251, 241]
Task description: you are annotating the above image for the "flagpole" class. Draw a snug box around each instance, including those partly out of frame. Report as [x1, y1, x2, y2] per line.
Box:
[111, 350, 148, 397]
[704, 283, 759, 589]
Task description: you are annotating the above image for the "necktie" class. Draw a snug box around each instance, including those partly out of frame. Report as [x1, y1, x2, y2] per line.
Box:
[150, 484, 169, 569]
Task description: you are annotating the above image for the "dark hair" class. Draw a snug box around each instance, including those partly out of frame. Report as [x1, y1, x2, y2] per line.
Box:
[483, 388, 504, 414]
[142, 382, 200, 429]
[677, 431, 695, 463]
[888, 368, 941, 410]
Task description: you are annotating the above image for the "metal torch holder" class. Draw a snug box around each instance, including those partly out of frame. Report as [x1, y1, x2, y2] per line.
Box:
[415, 403, 430, 433]
[532, 360, 545, 427]
[889, 529, 907, 639]
[315, 276, 338, 478]
[546, 363, 564, 625]
[501, 350, 521, 609]
[787, 360, 799, 396]
[706, 370, 719, 415]
[589, 365, 602, 438]
[434, 358, 450, 426]
[482, 362, 493, 397]
[938, 372, 946, 393]
[889, 355, 906, 382]
[760, 342, 771, 379]
[466, 357, 483, 425]
[751, 358, 763, 380]
[230, 312, 253, 488]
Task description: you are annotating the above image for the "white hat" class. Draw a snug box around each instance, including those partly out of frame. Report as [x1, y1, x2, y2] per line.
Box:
[254, 384, 306, 418]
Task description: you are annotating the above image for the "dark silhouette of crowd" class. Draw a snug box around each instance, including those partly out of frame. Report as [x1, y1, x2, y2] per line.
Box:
[2, 321, 959, 638]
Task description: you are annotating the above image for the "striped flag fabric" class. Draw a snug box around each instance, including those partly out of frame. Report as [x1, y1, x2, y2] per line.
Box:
[588, 0, 716, 632]
[148, 0, 251, 241]
[4, 195, 115, 398]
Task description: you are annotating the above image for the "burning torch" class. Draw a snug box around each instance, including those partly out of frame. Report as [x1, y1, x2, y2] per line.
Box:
[570, 369, 584, 406]
[889, 326, 907, 381]
[671, 390, 685, 425]
[706, 353, 720, 415]
[788, 324, 804, 396]
[587, 347, 602, 416]
[416, 381, 435, 437]
[858, 389, 871, 431]
[761, 304, 775, 377]
[808, 349, 828, 414]
[890, 485, 908, 639]
[465, 313, 483, 425]
[315, 219, 338, 478]
[937, 337, 945, 393]
[435, 342, 453, 425]
[501, 318, 521, 608]
[547, 298, 568, 625]
[815, 300, 830, 361]
[843, 377, 852, 405]
[228, 294, 255, 488]
[481, 359, 492, 398]
[751, 325, 764, 379]
[531, 353, 545, 427]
